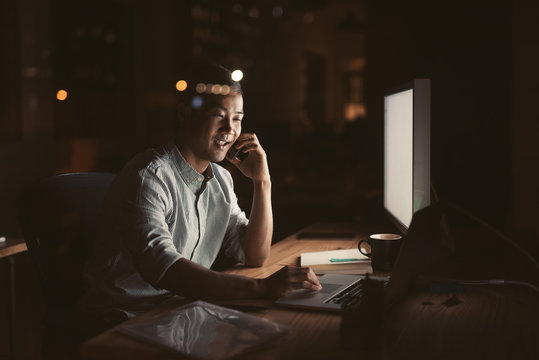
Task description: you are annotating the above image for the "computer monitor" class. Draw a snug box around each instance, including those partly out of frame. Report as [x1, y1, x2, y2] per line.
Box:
[383, 79, 431, 233]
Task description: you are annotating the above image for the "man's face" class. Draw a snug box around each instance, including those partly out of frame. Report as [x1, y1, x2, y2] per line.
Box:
[185, 92, 244, 165]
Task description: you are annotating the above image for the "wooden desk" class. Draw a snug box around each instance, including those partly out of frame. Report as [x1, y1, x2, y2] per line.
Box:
[384, 285, 539, 359]
[0, 237, 27, 258]
[80, 224, 539, 360]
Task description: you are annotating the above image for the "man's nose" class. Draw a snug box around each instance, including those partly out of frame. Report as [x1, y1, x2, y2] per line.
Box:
[220, 117, 233, 132]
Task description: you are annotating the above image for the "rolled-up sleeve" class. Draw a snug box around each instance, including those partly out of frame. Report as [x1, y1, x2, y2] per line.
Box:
[119, 167, 183, 287]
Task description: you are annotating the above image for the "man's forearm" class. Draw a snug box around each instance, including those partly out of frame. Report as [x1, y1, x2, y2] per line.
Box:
[158, 258, 266, 300]
[158, 257, 323, 301]
[244, 178, 272, 266]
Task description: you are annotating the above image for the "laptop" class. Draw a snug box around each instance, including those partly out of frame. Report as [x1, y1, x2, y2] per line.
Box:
[276, 203, 450, 312]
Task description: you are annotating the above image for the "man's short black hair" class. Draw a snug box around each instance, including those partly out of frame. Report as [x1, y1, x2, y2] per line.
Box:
[179, 63, 243, 106]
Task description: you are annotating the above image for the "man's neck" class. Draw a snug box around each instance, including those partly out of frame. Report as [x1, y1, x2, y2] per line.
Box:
[175, 141, 210, 174]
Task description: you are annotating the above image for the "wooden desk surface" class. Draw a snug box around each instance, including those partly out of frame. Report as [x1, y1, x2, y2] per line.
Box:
[385, 285, 539, 359]
[0, 237, 27, 258]
[80, 223, 539, 360]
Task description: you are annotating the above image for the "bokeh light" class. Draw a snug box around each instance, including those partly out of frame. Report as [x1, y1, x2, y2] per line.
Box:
[231, 70, 243, 81]
[56, 89, 68, 101]
[192, 96, 203, 109]
[196, 83, 206, 93]
[176, 80, 188, 91]
[192, 83, 238, 96]
[248, 8, 260, 18]
[221, 85, 231, 95]
[211, 84, 222, 94]
[272, 6, 283, 17]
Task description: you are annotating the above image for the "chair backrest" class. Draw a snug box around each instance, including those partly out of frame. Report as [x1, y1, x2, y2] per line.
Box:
[19, 172, 115, 309]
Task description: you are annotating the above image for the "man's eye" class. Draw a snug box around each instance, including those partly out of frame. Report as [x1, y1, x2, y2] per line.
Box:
[233, 117, 243, 122]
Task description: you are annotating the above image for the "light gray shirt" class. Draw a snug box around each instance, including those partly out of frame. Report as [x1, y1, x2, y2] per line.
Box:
[80, 143, 248, 312]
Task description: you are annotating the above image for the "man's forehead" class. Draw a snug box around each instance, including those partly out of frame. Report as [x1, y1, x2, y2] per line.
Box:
[201, 94, 243, 112]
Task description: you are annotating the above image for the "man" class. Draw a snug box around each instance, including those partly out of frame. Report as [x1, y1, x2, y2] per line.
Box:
[79, 64, 321, 328]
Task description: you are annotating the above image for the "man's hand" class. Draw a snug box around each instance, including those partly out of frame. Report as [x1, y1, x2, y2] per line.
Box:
[227, 133, 270, 183]
[261, 266, 323, 299]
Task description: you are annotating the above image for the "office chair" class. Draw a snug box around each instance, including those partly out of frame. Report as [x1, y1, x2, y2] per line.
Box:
[18, 172, 115, 359]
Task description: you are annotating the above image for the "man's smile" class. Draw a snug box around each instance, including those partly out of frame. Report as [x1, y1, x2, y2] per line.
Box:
[214, 134, 235, 149]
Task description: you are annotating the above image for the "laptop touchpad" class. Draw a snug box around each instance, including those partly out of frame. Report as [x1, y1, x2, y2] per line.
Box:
[319, 283, 342, 294]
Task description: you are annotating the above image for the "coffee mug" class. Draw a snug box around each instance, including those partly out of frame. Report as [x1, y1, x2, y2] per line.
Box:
[358, 233, 403, 272]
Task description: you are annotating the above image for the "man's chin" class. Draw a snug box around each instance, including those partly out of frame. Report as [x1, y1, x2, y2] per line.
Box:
[209, 151, 227, 163]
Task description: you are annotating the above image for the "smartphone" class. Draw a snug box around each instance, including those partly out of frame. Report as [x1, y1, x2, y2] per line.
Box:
[227, 143, 248, 160]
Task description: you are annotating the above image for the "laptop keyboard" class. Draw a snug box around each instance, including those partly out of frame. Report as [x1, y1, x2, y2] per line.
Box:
[325, 277, 389, 306]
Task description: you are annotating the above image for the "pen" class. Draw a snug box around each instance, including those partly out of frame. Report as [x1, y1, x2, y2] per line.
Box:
[329, 258, 361, 263]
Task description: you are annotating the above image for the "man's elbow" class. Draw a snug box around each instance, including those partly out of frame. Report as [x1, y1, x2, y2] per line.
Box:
[244, 253, 268, 267]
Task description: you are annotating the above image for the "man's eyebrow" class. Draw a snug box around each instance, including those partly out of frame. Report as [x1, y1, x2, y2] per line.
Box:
[206, 102, 244, 115]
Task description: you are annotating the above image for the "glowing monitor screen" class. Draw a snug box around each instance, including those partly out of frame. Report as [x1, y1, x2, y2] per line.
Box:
[383, 79, 431, 232]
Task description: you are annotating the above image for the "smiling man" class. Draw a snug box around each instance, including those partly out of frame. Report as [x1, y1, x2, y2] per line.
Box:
[79, 64, 321, 332]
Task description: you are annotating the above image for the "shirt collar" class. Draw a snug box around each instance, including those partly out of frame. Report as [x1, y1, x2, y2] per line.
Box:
[167, 143, 214, 192]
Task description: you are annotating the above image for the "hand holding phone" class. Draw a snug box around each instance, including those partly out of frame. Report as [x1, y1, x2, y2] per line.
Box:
[226, 133, 270, 183]
[227, 142, 249, 161]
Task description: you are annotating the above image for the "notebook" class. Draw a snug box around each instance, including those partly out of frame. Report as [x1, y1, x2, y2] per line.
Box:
[300, 248, 372, 274]
[276, 203, 449, 311]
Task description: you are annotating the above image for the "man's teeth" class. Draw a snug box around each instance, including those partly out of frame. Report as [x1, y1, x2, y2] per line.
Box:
[215, 134, 233, 142]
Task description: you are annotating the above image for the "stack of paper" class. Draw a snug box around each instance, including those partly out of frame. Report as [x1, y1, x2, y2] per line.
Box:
[300, 248, 372, 274]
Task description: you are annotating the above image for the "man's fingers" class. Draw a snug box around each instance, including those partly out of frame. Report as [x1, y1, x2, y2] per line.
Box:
[234, 133, 258, 148]
[306, 268, 322, 289]
[239, 143, 259, 153]
[265, 266, 323, 298]
[302, 280, 322, 291]
[286, 267, 322, 291]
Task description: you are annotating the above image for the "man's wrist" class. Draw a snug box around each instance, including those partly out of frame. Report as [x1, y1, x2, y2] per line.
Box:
[253, 177, 271, 188]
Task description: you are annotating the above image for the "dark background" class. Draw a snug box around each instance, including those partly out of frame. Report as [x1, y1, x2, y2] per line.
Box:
[1, 0, 538, 358]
